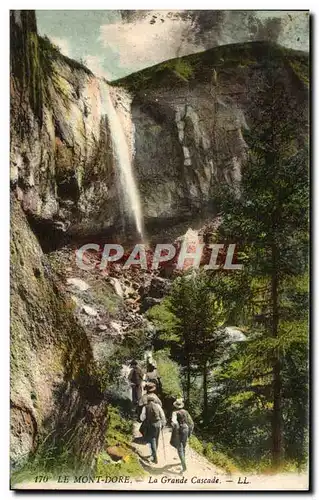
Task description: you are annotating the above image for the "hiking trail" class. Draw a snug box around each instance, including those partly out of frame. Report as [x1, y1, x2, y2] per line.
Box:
[17, 422, 308, 491]
[126, 423, 308, 491]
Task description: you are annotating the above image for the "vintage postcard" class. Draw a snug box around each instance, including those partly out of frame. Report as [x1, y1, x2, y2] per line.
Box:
[10, 9, 309, 491]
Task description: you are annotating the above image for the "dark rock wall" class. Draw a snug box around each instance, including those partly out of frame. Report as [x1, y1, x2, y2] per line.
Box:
[10, 198, 107, 469]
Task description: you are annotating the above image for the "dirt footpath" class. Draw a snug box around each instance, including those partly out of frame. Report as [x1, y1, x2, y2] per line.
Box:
[16, 425, 308, 491]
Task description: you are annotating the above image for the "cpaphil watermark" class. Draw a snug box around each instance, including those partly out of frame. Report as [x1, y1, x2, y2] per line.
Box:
[75, 242, 243, 271]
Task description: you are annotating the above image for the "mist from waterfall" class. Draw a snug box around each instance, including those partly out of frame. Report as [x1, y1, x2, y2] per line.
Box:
[100, 82, 144, 239]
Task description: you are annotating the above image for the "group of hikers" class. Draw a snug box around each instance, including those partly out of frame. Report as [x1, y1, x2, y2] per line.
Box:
[128, 357, 194, 472]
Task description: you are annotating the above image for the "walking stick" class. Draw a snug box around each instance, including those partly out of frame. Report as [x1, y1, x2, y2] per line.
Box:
[161, 427, 167, 462]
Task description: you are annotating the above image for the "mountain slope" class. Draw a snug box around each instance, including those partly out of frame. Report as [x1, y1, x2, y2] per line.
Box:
[112, 42, 308, 235]
[113, 41, 308, 92]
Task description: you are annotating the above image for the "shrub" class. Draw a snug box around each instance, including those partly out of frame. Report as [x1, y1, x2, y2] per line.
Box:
[172, 59, 194, 80]
[189, 435, 205, 454]
[105, 406, 133, 447]
[204, 443, 237, 474]
[95, 406, 145, 478]
[154, 350, 183, 399]
[189, 436, 237, 474]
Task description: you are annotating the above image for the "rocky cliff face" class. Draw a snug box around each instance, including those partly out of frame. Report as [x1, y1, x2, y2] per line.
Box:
[117, 42, 307, 231]
[11, 11, 117, 247]
[11, 198, 107, 469]
[11, 11, 308, 246]
[10, 11, 109, 469]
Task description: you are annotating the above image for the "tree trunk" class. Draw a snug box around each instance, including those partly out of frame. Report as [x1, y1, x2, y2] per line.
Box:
[272, 357, 282, 467]
[203, 360, 208, 423]
[186, 356, 191, 407]
[271, 242, 282, 468]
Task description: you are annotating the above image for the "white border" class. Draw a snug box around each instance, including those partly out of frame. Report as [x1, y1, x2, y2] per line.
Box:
[0, 2, 315, 499]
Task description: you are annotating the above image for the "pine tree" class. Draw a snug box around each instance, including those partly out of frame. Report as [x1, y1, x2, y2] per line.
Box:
[216, 61, 309, 467]
[149, 272, 227, 417]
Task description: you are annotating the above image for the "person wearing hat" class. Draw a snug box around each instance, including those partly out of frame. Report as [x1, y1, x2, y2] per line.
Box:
[140, 382, 163, 407]
[140, 394, 166, 464]
[128, 360, 144, 415]
[170, 399, 194, 472]
[145, 359, 162, 395]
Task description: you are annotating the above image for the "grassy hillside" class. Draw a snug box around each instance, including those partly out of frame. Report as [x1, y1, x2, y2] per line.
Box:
[111, 41, 308, 92]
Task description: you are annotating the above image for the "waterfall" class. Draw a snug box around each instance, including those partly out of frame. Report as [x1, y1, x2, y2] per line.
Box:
[99, 82, 144, 239]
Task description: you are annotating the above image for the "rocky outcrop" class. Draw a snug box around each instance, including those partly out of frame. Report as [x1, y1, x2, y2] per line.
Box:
[117, 42, 308, 230]
[10, 197, 107, 469]
[10, 11, 123, 247]
[11, 11, 308, 247]
[131, 89, 245, 223]
[47, 245, 154, 354]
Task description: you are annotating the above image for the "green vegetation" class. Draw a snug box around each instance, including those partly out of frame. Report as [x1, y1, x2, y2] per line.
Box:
[12, 404, 145, 486]
[38, 35, 92, 76]
[10, 11, 43, 127]
[154, 349, 183, 399]
[188, 434, 205, 454]
[288, 57, 309, 87]
[146, 60, 309, 473]
[105, 406, 133, 447]
[10, 12, 309, 480]
[148, 273, 231, 420]
[11, 430, 89, 486]
[159, 58, 194, 81]
[37, 35, 90, 111]
[204, 444, 237, 474]
[95, 325, 149, 393]
[96, 406, 145, 478]
[10, 10, 92, 132]
[90, 280, 123, 316]
[112, 41, 308, 93]
[96, 451, 144, 478]
[11, 405, 144, 487]
[214, 66, 308, 469]
[189, 436, 237, 474]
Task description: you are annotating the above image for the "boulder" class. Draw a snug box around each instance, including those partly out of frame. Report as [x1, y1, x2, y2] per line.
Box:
[70, 295, 81, 306]
[109, 278, 123, 298]
[140, 296, 161, 313]
[106, 445, 128, 462]
[148, 277, 171, 299]
[97, 324, 108, 332]
[224, 326, 246, 342]
[110, 321, 122, 335]
[67, 278, 90, 292]
[82, 304, 98, 317]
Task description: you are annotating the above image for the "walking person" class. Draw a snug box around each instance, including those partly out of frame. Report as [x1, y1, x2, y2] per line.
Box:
[140, 382, 162, 406]
[145, 359, 162, 395]
[140, 394, 166, 464]
[170, 399, 194, 472]
[128, 360, 144, 416]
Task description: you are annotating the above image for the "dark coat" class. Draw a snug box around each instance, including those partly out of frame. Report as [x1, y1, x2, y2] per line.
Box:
[140, 419, 162, 442]
[170, 409, 194, 449]
[170, 423, 189, 449]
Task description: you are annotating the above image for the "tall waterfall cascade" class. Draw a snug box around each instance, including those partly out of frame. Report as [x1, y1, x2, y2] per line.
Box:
[99, 81, 144, 239]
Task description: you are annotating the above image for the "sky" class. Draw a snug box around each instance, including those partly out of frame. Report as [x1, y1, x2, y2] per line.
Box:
[36, 10, 309, 81]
